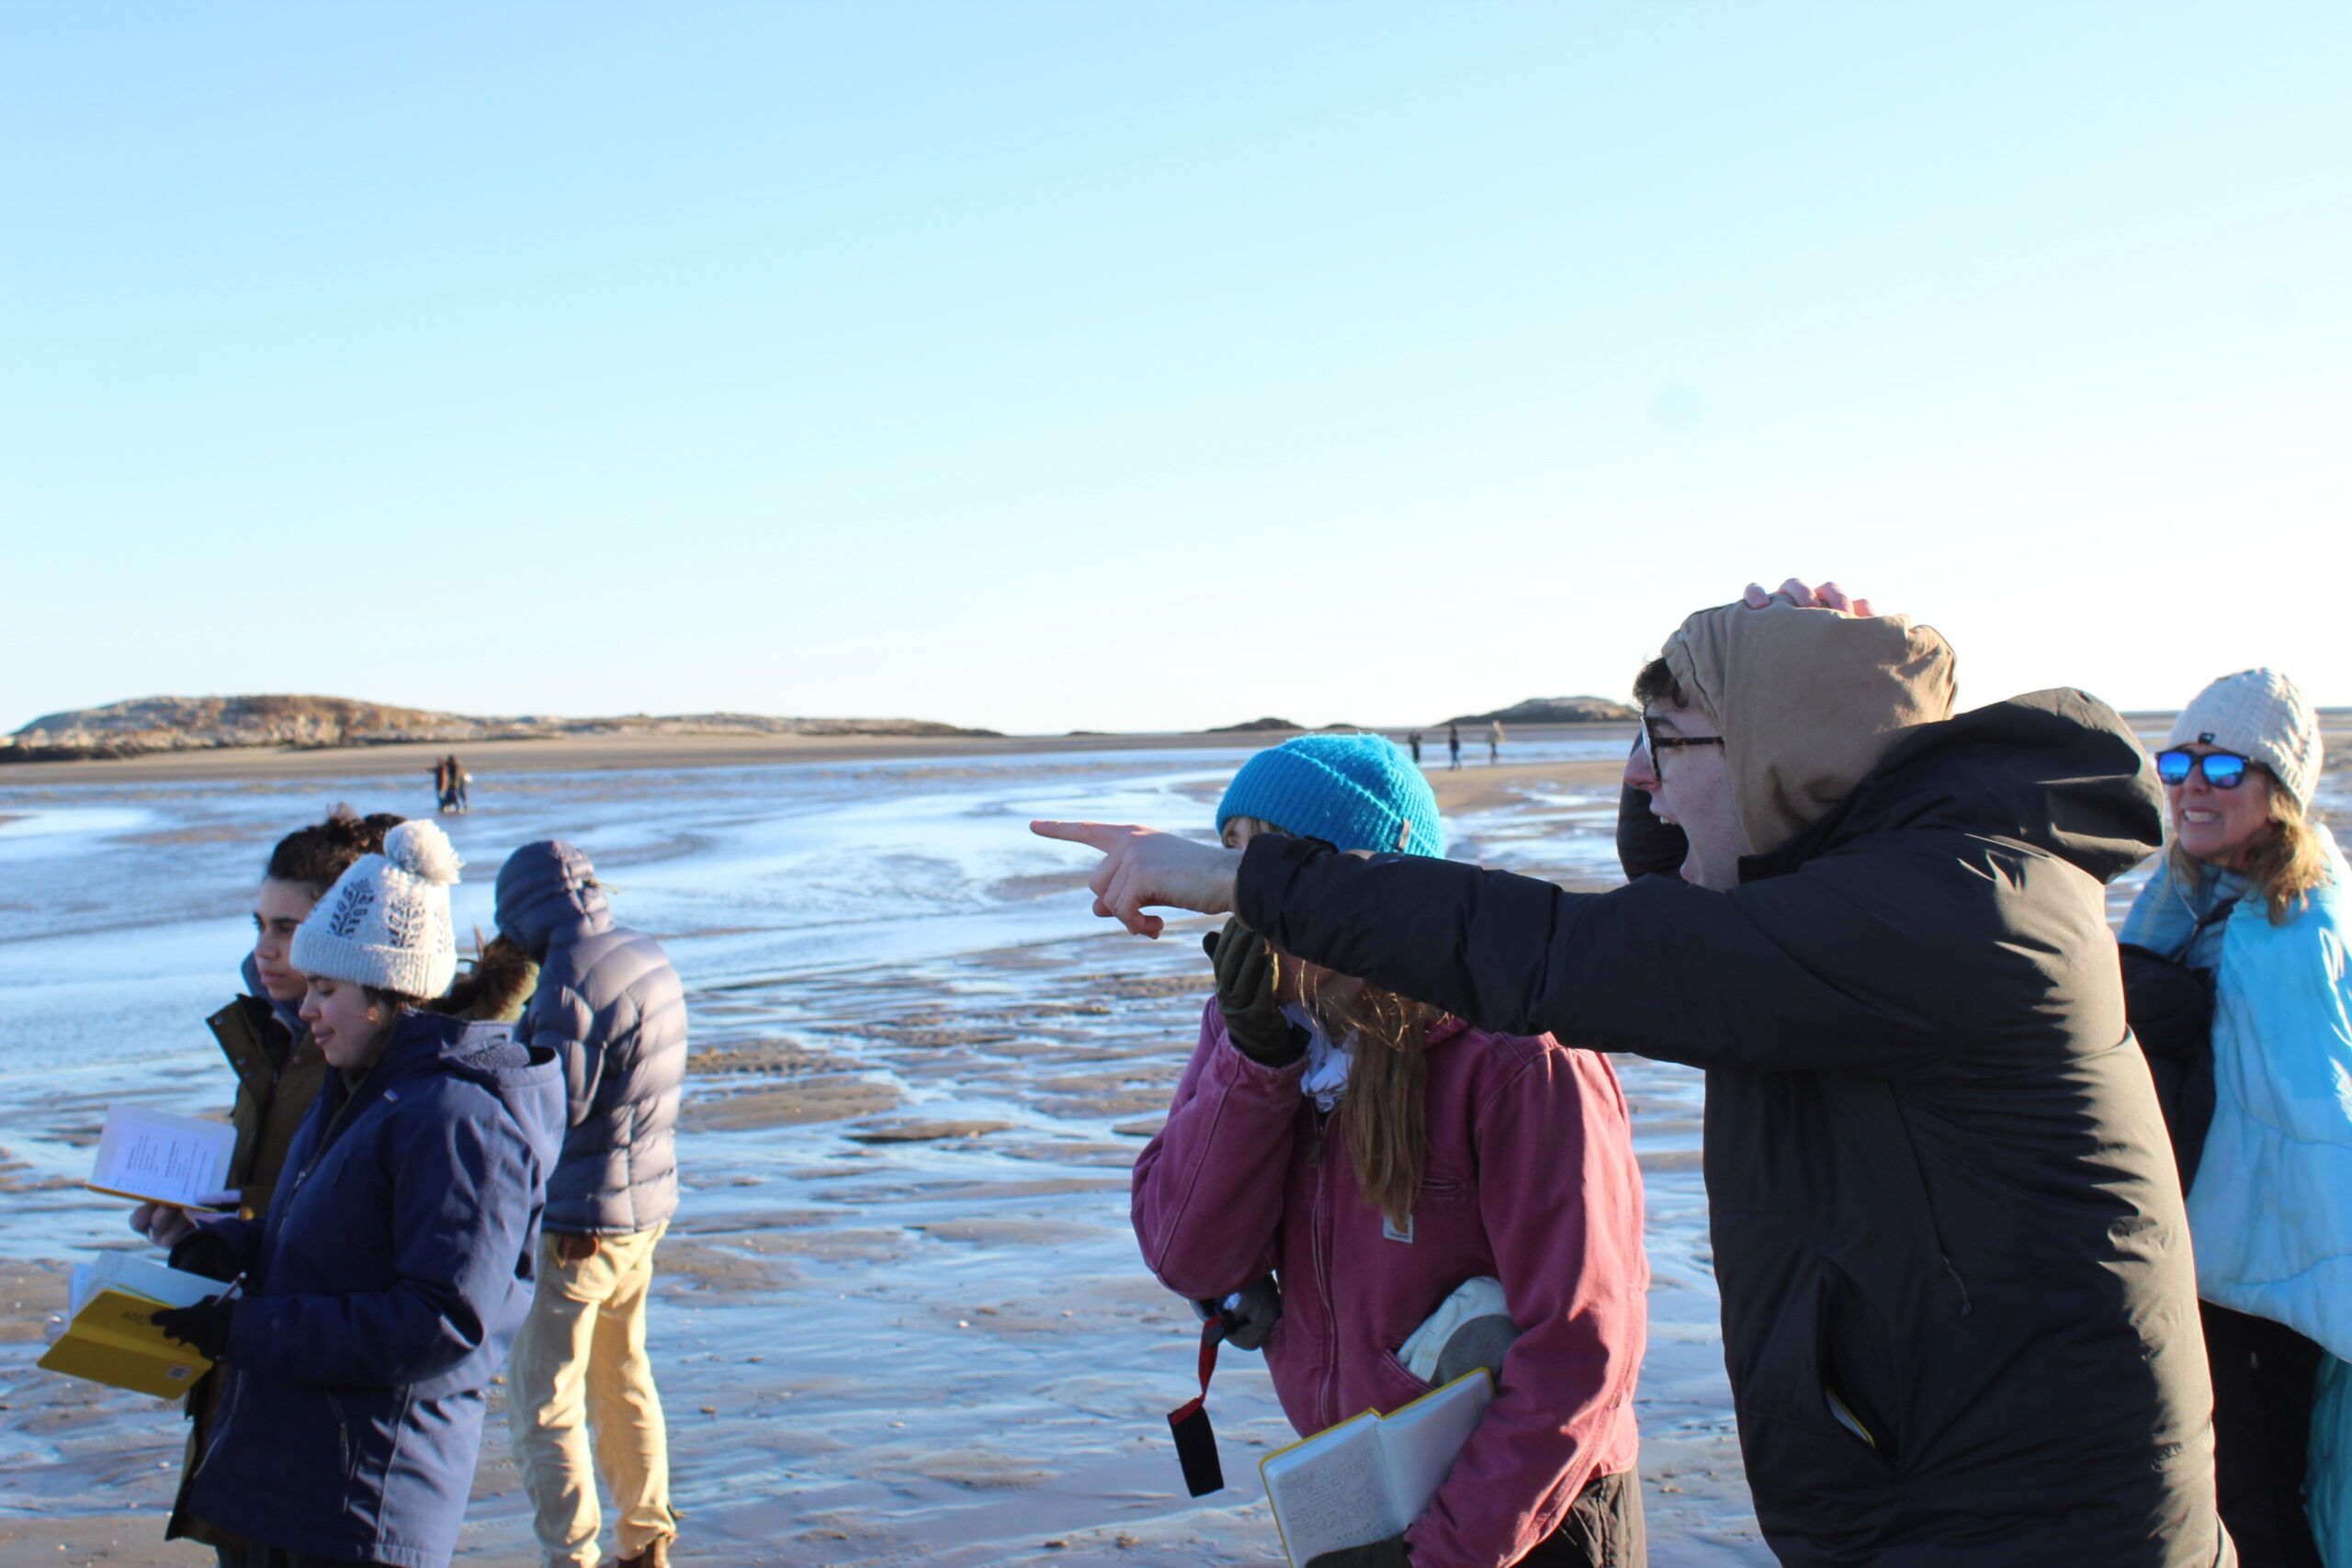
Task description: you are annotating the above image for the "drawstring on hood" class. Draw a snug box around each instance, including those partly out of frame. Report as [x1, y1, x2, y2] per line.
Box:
[1663, 601, 1959, 858]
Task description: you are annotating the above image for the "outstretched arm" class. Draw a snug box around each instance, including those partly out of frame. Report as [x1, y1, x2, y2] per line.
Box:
[1233, 833, 1965, 1076]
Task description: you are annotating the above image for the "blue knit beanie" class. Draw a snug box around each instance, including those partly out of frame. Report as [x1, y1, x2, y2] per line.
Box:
[1216, 735, 1446, 858]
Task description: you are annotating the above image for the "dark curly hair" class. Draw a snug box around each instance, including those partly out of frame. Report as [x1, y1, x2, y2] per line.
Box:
[1633, 656, 1692, 711]
[264, 806, 405, 897]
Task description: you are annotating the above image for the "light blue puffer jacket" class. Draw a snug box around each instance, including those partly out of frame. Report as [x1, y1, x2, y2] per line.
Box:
[2120, 825, 2352, 1562]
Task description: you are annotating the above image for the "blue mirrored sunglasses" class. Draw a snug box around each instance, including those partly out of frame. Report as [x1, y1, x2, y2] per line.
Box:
[2154, 749, 2251, 790]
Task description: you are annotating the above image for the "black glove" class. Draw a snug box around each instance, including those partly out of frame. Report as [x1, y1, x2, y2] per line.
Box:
[2119, 944, 2216, 1060]
[169, 1228, 246, 1284]
[151, 1296, 237, 1361]
[1306, 1536, 1412, 1568]
[1205, 918, 1306, 1067]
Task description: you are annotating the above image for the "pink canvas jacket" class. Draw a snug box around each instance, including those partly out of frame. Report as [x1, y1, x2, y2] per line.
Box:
[1133, 1000, 1647, 1568]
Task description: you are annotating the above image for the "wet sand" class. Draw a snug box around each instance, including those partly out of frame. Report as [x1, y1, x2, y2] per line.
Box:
[2, 748, 1763, 1567]
[12, 731, 2336, 1566]
[0, 727, 1634, 786]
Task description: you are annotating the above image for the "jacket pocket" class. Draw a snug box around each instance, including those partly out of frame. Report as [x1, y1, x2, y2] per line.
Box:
[1374, 1348, 1437, 1414]
[1414, 1169, 1474, 1210]
[324, 1392, 355, 1483]
[1815, 1260, 1902, 1465]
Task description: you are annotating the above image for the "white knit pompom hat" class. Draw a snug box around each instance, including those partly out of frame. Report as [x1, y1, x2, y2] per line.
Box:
[2168, 667, 2324, 811]
[290, 819, 464, 998]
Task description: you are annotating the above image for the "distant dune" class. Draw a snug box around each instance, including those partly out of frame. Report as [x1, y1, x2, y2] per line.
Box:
[2, 694, 999, 763]
[1443, 695, 1638, 726]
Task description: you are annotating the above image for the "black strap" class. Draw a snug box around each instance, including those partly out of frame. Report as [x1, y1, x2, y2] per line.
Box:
[1167, 1314, 1227, 1495]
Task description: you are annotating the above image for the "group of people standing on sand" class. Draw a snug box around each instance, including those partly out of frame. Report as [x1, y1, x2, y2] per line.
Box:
[101, 574, 2349, 1568]
[1040, 578, 2352, 1568]
[1405, 721, 1504, 771]
[128, 809, 686, 1568]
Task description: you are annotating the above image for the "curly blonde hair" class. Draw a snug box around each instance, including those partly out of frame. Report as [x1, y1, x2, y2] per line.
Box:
[2175, 776, 2333, 925]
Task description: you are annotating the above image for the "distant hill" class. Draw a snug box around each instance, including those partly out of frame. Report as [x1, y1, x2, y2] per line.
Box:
[1442, 695, 1638, 726]
[1206, 717, 1364, 735]
[2, 694, 998, 762]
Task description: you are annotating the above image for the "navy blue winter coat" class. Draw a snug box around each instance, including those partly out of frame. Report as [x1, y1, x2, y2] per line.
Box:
[494, 840, 687, 1235]
[187, 1010, 564, 1568]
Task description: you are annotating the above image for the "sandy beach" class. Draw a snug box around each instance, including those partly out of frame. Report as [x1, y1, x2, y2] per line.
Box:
[0, 726, 1634, 788]
[1, 726, 2341, 1566]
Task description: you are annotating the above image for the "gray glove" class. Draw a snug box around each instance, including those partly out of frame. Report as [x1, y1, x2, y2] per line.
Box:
[1193, 1276, 1284, 1352]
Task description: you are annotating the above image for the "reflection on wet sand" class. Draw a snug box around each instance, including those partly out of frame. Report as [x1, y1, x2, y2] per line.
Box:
[0, 739, 1790, 1565]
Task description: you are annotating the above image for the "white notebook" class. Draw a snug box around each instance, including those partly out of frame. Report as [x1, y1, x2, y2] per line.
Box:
[86, 1105, 236, 1208]
[1260, 1370, 1494, 1565]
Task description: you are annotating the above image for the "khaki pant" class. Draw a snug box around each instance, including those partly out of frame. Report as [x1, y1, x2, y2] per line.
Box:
[506, 1222, 673, 1567]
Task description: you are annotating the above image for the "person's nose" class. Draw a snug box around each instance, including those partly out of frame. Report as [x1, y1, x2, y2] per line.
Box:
[1623, 743, 1659, 795]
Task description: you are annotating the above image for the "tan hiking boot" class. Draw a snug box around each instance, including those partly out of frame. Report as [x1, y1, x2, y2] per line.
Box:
[616, 1539, 673, 1568]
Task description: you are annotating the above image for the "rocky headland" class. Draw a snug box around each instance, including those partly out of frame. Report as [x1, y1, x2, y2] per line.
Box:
[2, 694, 999, 763]
[1444, 694, 1638, 726]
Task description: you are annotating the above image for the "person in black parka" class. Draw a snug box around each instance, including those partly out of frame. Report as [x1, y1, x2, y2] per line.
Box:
[1037, 592, 2232, 1567]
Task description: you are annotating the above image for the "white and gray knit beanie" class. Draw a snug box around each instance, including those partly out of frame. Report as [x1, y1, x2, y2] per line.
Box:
[2168, 667, 2324, 811]
[289, 819, 463, 998]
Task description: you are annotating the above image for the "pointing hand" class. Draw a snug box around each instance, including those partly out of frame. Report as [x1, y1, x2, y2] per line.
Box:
[1027, 820, 1242, 938]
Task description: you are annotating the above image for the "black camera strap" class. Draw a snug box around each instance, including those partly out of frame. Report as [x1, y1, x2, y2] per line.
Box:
[1167, 1312, 1227, 1496]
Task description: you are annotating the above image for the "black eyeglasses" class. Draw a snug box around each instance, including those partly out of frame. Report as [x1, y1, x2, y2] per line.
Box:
[1641, 714, 1725, 775]
[2154, 749, 2253, 790]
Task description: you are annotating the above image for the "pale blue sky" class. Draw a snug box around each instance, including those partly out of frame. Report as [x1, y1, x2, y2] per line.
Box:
[5, 4, 2346, 734]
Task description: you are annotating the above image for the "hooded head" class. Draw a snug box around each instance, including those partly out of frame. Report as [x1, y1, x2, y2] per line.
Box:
[493, 840, 610, 961]
[1216, 733, 1445, 858]
[1652, 602, 1958, 868]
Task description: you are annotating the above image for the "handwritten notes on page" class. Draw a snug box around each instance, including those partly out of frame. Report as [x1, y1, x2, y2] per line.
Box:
[1261, 1416, 1401, 1562]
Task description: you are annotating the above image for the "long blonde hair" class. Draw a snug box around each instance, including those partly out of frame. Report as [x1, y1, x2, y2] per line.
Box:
[1299, 971, 1440, 1230]
[2174, 778, 2333, 925]
[1224, 814, 1441, 1227]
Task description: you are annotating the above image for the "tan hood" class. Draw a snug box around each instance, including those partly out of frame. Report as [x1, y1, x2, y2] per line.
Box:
[1662, 603, 1958, 858]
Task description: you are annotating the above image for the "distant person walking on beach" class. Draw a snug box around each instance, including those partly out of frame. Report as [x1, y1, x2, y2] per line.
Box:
[132, 807, 401, 1554]
[1407, 730, 1422, 765]
[434, 754, 470, 814]
[1447, 724, 1461, 771]
[2120, 669, 2351, 1565]
[1038, 579, 2232, 1565]
[153, 821, 563, 1568]
[497, 841, 688, 1568]
[1488, 721, 1504, 764]
[1131, 736, 1648, 1567]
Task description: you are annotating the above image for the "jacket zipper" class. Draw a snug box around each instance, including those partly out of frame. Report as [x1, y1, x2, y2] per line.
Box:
[1888, 1097, 1973, 1316]
[1308, 1108, 1339, 1428]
